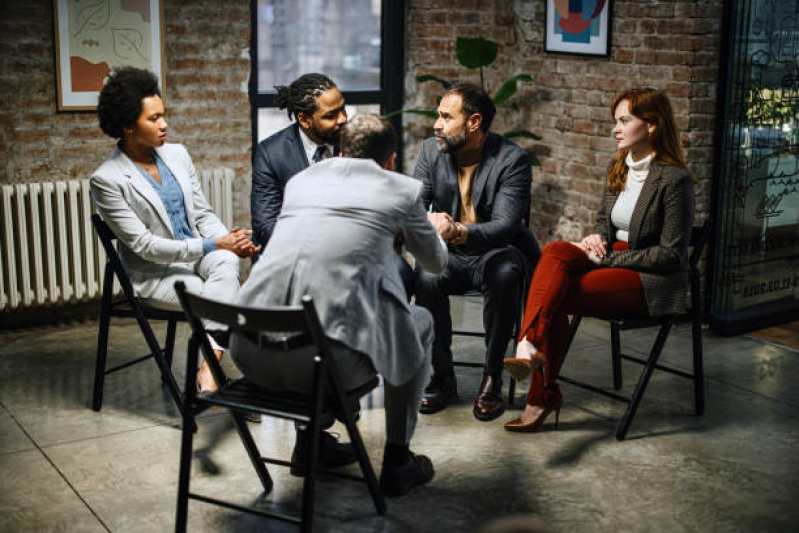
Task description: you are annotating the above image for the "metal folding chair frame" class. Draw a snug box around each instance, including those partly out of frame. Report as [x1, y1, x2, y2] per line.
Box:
[173, 281, 386, 532]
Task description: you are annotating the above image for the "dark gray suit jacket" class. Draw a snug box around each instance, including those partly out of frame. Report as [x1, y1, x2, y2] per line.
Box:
[251, 123, 309, 248]
[413, 133, 539, 260]
[594, 162, 695, 316]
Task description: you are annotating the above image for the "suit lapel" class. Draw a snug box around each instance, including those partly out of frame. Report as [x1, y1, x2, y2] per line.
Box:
[472, 134, 498, 210]
[289, 123, 310, 169]
[628, 163, 663, 246]
[442, 153, 460, 217]
[114, 146, 174, 236]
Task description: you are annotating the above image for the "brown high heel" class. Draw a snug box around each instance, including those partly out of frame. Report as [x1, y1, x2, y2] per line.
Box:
[503, 395, 563, 433]
[503, 354, 548, 385]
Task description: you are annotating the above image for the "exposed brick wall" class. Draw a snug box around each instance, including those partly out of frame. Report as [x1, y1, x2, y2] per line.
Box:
[403, 0, 720, 245]
[0, 0, 252, 228]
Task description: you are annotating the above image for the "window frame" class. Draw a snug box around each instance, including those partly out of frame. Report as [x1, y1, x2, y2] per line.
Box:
[249, 0, 406, 170]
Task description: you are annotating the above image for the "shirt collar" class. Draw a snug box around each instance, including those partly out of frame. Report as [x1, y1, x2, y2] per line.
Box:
[298, 125, 334, 163]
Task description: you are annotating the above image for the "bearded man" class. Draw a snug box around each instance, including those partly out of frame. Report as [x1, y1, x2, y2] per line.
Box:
[413, 83, 540, 421]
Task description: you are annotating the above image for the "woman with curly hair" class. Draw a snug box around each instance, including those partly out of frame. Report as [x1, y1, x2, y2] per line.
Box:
[503, 88, 695, 432]
[90, 66, 258, 393]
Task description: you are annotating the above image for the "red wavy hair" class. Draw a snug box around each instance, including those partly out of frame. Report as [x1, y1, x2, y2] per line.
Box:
[607, 88, 693, 192]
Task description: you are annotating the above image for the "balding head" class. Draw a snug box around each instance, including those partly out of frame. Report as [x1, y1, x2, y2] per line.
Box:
[339, 114, 397, 168]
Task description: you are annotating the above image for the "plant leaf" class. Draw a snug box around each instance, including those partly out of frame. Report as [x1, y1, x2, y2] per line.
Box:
[492, 74, 534, 105]
[416, 74, 453, 89]
[455, 37, 498, 69]
[385, 109, 438, 119]
[526, 150, 541, 166]
[504, 129, 543, 141]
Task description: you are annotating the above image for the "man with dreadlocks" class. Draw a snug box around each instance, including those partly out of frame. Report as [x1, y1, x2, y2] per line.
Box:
[251, 73, 347, 250]
[251, 73, 417, 298]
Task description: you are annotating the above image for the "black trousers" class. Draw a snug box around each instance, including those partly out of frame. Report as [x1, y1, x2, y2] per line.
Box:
[414, 247, 525, 377]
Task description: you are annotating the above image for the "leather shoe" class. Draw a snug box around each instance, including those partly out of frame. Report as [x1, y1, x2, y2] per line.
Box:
[380, 452, 435, 497]
[419, 375, 457, 414]
[290, 430, 358, 477]
[473, 373, 505, 421]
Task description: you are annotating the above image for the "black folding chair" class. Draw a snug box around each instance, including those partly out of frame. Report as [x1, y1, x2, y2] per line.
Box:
[562, 220, 711, 440]
[173, 281, 386, 533]
[91, 214, 188, 422]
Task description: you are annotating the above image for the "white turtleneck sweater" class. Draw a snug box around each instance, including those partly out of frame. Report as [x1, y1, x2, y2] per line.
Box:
[610, 152, 653, 243]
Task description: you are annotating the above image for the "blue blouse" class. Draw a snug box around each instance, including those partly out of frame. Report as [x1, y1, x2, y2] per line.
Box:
[135, 150, 216, 255]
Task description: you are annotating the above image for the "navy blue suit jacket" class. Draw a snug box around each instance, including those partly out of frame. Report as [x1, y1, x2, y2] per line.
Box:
[251, 123, 309, 248]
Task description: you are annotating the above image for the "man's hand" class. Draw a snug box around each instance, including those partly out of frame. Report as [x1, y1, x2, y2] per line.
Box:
[217, 227, 260, 258]
[427, 212, 459, 240]
[580, 233, 607, 259]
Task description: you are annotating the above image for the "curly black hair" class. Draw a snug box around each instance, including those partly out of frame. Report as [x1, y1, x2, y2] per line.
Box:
[274, 73, 336, 120]
[97, 67, 161, 139]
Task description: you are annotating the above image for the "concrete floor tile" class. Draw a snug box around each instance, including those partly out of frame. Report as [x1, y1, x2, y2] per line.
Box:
[0, 449, 105, 532]
[0, 403, 35, 455]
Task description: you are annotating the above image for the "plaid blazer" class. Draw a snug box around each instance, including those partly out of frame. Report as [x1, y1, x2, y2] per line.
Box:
[593, 162, 695, 316]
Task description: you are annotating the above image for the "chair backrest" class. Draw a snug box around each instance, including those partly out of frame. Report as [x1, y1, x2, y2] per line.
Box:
[687, 219, 712, 315]
[174, 280, 331, 390]
[91, 213, 138, 300]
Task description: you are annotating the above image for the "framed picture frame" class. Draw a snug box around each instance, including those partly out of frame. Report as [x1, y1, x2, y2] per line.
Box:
[545, 0, 612, 57]
[53, 0, 165, 111]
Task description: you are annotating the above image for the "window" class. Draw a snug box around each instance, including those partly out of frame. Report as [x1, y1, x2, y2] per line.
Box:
[250, 0, 405, 165]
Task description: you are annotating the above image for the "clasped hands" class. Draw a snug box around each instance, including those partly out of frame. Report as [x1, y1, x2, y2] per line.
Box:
[217, 227, 260, 258]
[427, 212, 460, 241]
[572, 233, 607, 260]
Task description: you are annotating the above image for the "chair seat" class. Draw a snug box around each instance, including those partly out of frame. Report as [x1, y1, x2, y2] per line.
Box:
[608, 311, 692, 330]
[197, 376, 381, 423]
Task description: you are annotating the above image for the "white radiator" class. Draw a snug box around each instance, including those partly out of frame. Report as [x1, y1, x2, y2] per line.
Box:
[0, 168, 234, 310]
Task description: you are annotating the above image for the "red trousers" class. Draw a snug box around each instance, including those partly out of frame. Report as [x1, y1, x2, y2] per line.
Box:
[518, 242, 648, 407]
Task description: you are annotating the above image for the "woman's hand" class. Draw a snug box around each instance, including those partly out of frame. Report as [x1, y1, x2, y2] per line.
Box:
[217, 227, 260, 258]
[580, 233, 608, 259]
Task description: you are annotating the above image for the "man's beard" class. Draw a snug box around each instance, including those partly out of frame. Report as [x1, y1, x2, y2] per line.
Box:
[435, 125, 467, 153]
[312, 123, 341, 146]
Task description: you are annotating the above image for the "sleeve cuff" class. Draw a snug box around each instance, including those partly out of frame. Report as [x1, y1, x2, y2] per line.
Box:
[202, 238, 217, 255]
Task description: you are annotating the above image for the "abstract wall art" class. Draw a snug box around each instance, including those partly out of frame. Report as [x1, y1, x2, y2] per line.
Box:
[545, 0, 612, 57]
[53, 0, 165, 111]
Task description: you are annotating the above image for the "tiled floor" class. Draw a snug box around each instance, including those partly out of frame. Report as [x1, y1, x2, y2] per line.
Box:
[1, 299, 798, 532]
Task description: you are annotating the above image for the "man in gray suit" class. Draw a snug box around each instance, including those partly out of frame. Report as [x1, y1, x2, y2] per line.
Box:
[231, 115, 448, 497]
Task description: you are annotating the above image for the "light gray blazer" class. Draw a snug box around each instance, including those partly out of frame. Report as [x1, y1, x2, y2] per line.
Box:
[89, 143, 228, 299]
[594, 162, 695, 316]
[235, 157, 448, 386]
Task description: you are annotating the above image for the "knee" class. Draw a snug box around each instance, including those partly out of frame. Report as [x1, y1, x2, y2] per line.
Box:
[414, 268, 442, 298]
[207, 249, 241, 276]
[486, 257, 522, 291]
[542, 241, 581, 262]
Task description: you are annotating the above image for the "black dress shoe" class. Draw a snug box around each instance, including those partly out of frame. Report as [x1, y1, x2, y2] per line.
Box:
[419, 375, 457, 414]
[380, 452, 435, 497]
[473, 373, 505, 421]
[290, 431, 358, 477]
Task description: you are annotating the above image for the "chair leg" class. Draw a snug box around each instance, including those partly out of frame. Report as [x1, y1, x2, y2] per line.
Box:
[611, 323, 622, 390]
[135, 312, 189, 421]
[164, 319, 178, 368]
[616, 322, 672, 441]
[339, 395, 386, 515]
[92, 265, 114, 411]
[508, 377, 516, 405]
[230, 413, 273, 493]
[300, 421, 322, 533]
[174, 409, 196, 533]
[692, 317, 705, 416]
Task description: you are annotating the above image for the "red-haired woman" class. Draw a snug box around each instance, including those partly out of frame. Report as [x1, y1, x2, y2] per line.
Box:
[503, 88, 695, 432]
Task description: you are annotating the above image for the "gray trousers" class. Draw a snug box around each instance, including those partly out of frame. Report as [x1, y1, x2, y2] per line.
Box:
[231, 305, 433, 446]
[141, 249, 240, 341]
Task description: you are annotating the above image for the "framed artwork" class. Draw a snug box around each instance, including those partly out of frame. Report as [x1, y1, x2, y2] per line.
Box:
[53, 0, 165, 111]
[545, 0, 612, 57]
